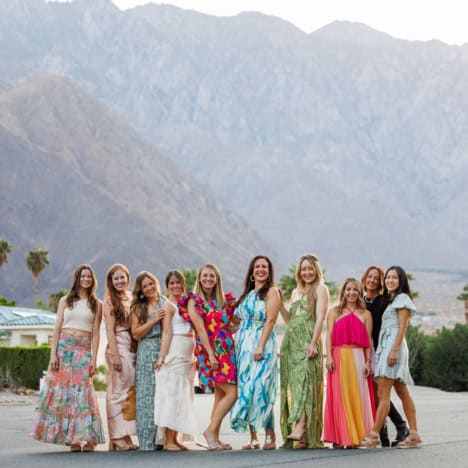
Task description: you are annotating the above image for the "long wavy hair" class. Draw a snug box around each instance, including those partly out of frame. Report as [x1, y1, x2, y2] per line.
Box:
[165, 270, 186, 297]
[105, 263, 130, 326]
[383, 265, 413, 302]
[130, 271, 161, 325]
[65, 264, 98, 314]
[361, 265, 385, 295]
[193, 263, 225, 308]
[334, 277, 366, 317]
[296, 253, 324, 319]
[237, 255, 274, 305]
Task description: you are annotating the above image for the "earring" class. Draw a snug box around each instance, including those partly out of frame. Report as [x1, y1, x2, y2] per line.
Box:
[139, 293, 145, 300]
[250, 275, 255, 282]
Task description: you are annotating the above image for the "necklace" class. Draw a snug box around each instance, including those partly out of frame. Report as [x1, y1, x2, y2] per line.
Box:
[364, 295, 377, 304]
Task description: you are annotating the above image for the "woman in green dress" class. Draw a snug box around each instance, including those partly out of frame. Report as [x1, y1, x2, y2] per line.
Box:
[279, 254, 329, 448]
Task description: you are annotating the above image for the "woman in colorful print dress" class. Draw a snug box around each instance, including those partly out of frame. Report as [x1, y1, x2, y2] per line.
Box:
[103, 264, 137, 451]
[154, 270, 197, 451]
[279, 254, 328, 449]
[178, 263, 237, 451]
[323, 277, 375, 448]
[32, 264, 104, 452]
[230, 255, 281, 450]
[130, 271, 167, 451]
[360, 266, 421, 448]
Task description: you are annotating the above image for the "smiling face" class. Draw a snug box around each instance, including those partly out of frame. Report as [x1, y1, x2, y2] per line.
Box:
[344, 280, 360, 305]
[167, 274, 183, 298]
[365, 268, 381, 294]
[141, 276, 158, 300]
[79, 268, 94, 290]
[385, 269, 400, 295]
[199, 267, 217, 293]
[111, 269, 128, 292]
[253, 257, 269, 284]
[299, 259, 316, 285]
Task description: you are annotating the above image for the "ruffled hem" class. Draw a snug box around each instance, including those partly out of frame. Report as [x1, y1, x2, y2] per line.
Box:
[392, 293, 416, 314]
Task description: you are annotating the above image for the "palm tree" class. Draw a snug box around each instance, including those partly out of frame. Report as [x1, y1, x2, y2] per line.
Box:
[457, 284, 468, 324]
[0, 238, 12, 269]
[26, 248, 50, 305]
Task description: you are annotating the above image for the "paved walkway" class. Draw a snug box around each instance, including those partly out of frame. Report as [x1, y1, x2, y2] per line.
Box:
[1, 385, 467, 467]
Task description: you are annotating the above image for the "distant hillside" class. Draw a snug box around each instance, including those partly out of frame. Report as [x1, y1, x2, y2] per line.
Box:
[0, 74, 266, 304]
[1, 0, 467, 276]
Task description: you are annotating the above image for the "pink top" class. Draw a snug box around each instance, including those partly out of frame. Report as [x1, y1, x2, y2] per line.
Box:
[331, 312, 370, 348]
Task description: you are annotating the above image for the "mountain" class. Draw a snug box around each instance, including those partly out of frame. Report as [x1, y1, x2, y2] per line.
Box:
[1, 0, 467, 279]
[0, 74, 266, 303]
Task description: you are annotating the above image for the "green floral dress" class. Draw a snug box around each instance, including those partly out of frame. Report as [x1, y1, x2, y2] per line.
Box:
[280, 290, 324, 448]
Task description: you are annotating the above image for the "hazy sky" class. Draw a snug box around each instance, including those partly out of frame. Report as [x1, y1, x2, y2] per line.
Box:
[111, 0, 468, 45]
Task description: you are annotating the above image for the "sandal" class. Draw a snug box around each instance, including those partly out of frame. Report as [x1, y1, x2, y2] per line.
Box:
[70, 444, 82, 452]
[82, 444, 96, 452]
[397, 431, 422, 448]
[202, 431, 224, 451]
[218, 441, 232, 450]
[262, 434, 276, 450]
[358, 432, 381, 449]
[241, 440, 260, 450]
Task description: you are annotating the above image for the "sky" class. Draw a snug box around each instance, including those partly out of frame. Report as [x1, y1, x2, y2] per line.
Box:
[110, 0, 468, 45]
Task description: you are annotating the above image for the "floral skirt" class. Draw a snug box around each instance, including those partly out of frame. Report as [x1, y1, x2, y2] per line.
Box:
[31, 332, 105, 446]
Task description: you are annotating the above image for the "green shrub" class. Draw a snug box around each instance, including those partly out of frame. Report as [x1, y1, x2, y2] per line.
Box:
[93, 364, 108, 391]
[0, 346, 51, 389]
[406, 324, 427, 384]
[422, 324, 468, 391]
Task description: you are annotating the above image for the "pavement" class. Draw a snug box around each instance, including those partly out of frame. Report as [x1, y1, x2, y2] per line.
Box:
[1, 385, 467, 467]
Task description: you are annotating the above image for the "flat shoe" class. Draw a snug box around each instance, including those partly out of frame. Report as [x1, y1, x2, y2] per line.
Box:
[358, 432, 381, 449]
[70, 444, 81, 452]
[262, 435, 276, 450]
[241, 440, 260, 450]
[397, 432, 422, 448]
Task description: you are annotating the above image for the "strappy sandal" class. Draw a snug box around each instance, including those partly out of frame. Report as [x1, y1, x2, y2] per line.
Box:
[218, 441, 232, 450]
[241, 439, 260, 450]
[70, 444, 82, 452]
[262, 434, 276, 450]
[358, 432, 381, 449]
[201, 431, 224, 451]
[397, 431, 422, 448]
[82, 444, 96, 452]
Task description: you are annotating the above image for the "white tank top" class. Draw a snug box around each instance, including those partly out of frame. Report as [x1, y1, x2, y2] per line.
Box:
[62, 298, 95, 333]
[167, 300, 192, 334]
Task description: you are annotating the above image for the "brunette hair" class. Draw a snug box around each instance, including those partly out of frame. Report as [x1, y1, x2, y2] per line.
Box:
[105, 263, 130, 326]
[295, 253, 324, 319]
[65, 264, 98, 314]
[165, 270, 186, 296]
[193, 263, 226, 307]
[130, 271, 161, 325]
[334, 277, 366, 317]
[238, 255, 275, 305]
[383, 265, 413, 301]
[361, 265, 385, 295]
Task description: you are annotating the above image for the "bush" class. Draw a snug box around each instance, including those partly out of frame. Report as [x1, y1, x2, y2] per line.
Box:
[422, 324, 468, 391]
[0, 346, 51, 389]
[93, 364, 108, 391]
[406, 324, 427, 384]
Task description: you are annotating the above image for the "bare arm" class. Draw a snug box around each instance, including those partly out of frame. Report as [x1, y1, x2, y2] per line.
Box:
[49, 297, 66, 371]
[325, 307, 336, 372]
[307, 284, 329, 358]
[103, 299, 122, 371]
[278, 288, 293, 324]
[253, 287, 280, 361]
[90, 300, 102, 377]
[187, 298, 218, 370]
[363, 309, 373, 376]
[388, 308, 411, 367]
[131, 307, 165, 341]
[155, 302, 173, 370]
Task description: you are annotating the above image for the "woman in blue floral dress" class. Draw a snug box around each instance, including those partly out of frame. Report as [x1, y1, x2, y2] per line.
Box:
[231, 255, 281, 450]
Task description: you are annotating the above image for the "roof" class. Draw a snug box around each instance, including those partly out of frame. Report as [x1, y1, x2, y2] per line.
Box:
[0, 306, 56, 328]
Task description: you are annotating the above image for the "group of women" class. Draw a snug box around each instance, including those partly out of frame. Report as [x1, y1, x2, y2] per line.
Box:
[31, 255, 422, 452]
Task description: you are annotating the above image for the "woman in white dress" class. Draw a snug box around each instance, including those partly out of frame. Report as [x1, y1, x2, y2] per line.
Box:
[154, 270, 197, 451]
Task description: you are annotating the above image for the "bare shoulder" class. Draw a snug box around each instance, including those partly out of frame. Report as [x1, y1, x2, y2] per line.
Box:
[266, 286, 281, 300]
[317, 283, 329, 297]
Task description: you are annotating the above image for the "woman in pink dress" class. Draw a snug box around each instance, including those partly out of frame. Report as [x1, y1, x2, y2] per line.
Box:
[323, 277, 375, 448]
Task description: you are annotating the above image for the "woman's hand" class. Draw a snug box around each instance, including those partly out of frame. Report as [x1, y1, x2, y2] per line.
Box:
[326, 356, 334, 372]
[50, 353, 59, 371]
[253, 347, 264, 361]
[364, 361, 371, 377]
[388, 350, 398, 367]
[89, 361, 97, 377]
[153, 309, 165, 324]
[112, 355, 123, 373]
[307, 342, 318, 359]
[208, 352, 219, 370]
[154, 357, 165, 371]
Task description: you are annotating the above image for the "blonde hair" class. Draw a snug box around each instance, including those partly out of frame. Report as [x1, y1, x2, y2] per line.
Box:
[296, 253, 324, 319]
[334, 277, 366, 317]
[193, 263, 225, 308]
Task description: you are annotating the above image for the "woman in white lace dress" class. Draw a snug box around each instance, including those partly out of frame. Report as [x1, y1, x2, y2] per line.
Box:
[154, 270, 197, 451]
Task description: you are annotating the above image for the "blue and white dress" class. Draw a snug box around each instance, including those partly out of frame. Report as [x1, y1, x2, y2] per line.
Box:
[374, 293, 416, 384]
[230, 290, 278, 432]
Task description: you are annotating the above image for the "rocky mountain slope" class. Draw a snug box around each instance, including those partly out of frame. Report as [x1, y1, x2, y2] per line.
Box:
[1, 0, 467, 279]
